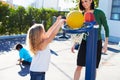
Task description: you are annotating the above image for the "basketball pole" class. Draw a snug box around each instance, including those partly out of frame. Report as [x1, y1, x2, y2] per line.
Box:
[85, 26, 98, 80]
[63, 23, 98, 80]
[62, 11, 98, 79]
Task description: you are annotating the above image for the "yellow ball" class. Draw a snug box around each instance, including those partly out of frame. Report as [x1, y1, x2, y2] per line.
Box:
[66, 11, 84, 29]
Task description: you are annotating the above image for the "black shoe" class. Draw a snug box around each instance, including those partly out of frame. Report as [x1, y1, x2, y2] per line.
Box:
[102, 53, 108, 55]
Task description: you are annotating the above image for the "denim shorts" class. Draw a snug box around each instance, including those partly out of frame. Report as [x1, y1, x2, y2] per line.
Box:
[30, 71, 45, 80]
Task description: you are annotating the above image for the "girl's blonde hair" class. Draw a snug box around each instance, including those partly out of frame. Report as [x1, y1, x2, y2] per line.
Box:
[26, 24, 44, 54]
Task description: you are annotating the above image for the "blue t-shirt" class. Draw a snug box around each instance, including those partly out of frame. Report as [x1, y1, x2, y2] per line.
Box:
[19, 48, 32, 62]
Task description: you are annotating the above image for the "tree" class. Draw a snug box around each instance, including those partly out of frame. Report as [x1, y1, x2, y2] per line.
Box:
[8, 8, 18, 34]
[15, 6, 26, 34]
[0, 2, 9, 21]
[0, 2, 10, 35]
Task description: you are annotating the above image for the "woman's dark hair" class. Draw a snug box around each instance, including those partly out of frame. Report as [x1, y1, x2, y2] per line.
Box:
[79, 0, 94, 11]
[15, 44, 23, 50]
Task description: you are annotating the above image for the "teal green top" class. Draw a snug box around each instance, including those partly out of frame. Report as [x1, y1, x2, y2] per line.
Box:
[83, 9, 109, 40]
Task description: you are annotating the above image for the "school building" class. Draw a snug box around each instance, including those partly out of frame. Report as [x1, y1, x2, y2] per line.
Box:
[99, 0, 120, 43]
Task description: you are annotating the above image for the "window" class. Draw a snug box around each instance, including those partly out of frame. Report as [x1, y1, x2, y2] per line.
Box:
[111, 0, 120, 20]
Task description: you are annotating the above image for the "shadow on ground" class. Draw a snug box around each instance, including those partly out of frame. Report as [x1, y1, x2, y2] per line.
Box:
[0, 34, 70, 53]
[0, 35, 26, 52]
[18, 64, 30, 76]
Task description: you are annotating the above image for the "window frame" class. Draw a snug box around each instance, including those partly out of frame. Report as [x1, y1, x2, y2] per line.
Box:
[110, 0, 120, 20]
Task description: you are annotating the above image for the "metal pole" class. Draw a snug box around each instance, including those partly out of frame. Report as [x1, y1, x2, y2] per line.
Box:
[85, 27, 98, 80]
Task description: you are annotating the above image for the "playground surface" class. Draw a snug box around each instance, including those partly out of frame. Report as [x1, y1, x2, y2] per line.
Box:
[0, 36, 120, 80]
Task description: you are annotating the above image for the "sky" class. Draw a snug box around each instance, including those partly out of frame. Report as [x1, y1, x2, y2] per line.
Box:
[3, 0, 76, 9]
[13, 0, 34, 7]
[2, 0, 34, 7]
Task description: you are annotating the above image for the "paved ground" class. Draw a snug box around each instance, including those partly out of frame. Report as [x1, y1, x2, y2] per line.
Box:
[0, 37, 120, 80]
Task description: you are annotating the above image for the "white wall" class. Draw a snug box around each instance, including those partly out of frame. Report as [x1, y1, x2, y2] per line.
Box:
[31, 0, 59, 9]
[43, 0, 59, 10]
[31, 0, 76, 11]
[99, 0, 120, 43]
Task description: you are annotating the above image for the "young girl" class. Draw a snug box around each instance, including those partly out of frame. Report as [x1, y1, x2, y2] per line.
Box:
[71, 0, 109, 80]
[26, 16, 65, 80]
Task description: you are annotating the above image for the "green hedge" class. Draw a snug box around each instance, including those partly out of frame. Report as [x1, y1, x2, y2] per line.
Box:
[0, 2, 68, 35]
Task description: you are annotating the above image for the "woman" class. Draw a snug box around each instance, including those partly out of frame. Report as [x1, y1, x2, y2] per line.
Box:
[71, 0, 109, 80]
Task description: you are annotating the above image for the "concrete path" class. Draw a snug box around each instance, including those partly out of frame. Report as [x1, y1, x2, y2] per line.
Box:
[0, 38, 120, 80]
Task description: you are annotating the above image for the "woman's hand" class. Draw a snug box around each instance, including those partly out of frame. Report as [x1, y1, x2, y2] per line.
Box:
[71, 45, 75, 53]
[102, 42, 108, 53]
[102, 38, 108, 53]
